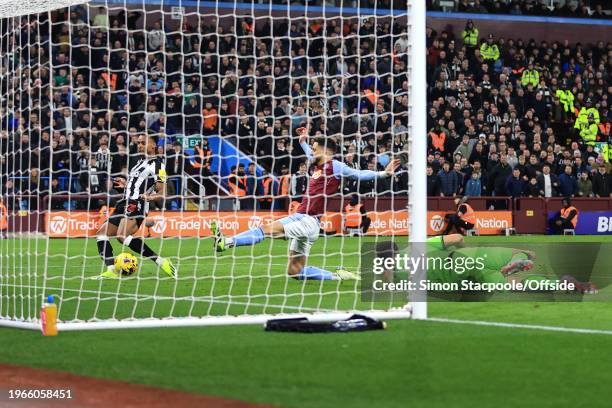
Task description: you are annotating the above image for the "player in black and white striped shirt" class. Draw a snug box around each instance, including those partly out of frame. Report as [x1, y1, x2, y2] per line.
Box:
[96, 134, 177, 279]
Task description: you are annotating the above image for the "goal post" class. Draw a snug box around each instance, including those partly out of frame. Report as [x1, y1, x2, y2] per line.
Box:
[0, 0, 427, 331]
[408, 0, 428, 320]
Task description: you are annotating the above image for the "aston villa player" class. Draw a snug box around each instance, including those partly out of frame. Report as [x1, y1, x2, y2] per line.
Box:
[210, 127, 400, 280]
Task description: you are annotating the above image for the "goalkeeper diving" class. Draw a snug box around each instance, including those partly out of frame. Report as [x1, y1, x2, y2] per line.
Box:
[210, 127, 400, 280]
[377, 234, 597, 293]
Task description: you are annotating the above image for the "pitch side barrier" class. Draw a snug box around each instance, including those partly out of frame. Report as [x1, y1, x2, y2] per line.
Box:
[514, 197, 612, 234]
[7, 194, 612, 235]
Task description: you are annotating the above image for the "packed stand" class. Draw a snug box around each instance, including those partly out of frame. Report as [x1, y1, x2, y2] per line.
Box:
[426, 20, 612, 202]
[428, 0, 611, 19]
[0, 5, 410, 211]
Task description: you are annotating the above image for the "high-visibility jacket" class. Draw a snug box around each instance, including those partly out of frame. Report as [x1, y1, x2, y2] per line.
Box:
[288, 200, 300, 214]
[344, 204, 363, 228]
[555, 89, 574, 113]
[461, 28, 479, 47]
[574, 107, 600, 129]
[228, 175, 247, 197]
[600, 144, 611, 163]
[278, 175, 291, 197]
[429, 131, 446, 152]
[0, 202, 7, 230]
[521, 69, 539, 87]
[480, 43, 500, 61]
[363, 89, 379, 106]
[310, 22, 322, 34]
[259, 178, 273, 202]
[560, 206, 579, 228]
[202, 108, 218, 130]
[579, 123, 599, 145]
[598, 122, 610, 138]
[459, 203, 476, 224]
[101, 72, 117, 90]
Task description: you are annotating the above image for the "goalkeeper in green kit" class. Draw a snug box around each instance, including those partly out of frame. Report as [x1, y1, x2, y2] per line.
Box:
[425, 234, 534, 285]
[423, 235, 596, 293]
[377, 235, 596, 293]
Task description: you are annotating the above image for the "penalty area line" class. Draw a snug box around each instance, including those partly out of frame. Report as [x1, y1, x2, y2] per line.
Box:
[427, 317, 612, 336]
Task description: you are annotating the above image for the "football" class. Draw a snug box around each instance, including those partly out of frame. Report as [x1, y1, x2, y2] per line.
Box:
[114, 252, 138, 276]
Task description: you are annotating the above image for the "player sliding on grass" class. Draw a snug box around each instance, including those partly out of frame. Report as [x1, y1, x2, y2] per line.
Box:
[413, 234, 596, 293]
[96, 134, 177, 279]
[211, 127, 400, 280]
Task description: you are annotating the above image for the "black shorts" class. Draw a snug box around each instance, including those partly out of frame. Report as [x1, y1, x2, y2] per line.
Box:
[108, 199, 147, 228]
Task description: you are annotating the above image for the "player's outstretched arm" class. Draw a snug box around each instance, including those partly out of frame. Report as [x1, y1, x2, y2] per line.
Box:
[297, 127, 313, 161]
[332, 159, 400, 181]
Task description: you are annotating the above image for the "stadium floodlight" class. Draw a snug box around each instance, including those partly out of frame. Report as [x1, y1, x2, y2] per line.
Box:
[0, 0, 427, 331]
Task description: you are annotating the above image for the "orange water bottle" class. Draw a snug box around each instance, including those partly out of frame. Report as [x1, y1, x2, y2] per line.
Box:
[41, 295, 58, 336]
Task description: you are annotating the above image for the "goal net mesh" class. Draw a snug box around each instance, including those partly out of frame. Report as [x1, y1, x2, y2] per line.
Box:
[0, 0, 415, 328]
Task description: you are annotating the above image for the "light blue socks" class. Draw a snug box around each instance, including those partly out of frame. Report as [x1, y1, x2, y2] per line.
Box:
[296, 266, 335, 280]
[230, 228, 265, 247]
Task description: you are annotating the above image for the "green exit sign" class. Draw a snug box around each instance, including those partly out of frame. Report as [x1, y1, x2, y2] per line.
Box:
[177, 135, 203, 149]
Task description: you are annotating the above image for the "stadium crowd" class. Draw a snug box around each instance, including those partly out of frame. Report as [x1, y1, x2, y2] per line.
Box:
[428, 0, 611, 18]
[425, 19, 612, 200]
[0, 5, 409, 210]
[0, 3, 610, 213]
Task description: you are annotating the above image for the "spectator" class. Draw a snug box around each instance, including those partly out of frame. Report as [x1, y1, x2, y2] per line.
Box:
[243, 162, 259, 211]
[576, 170, 593, 197]
[592, 165, 612, 197]
[291, 161, 308, 202]
[426, 165, 441, 196]
[454, 134, 473, 159]
[166, 142, 185, 176]
[505, 167, 525, 198]
[558, 165, 577, 197]
[147, 20, 165, 51]
[438, 162, 460, 197]
[537, 164, 560, 197]
[464, 171, 482, 197]
[488, 153, 512, 196]
[525, 177, 540, 197]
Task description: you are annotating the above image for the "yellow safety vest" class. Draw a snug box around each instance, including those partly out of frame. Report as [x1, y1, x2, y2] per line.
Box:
[462, 28, 479, 47]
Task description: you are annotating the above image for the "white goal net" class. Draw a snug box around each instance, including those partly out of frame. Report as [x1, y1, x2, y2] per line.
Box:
[0, 0, 425, 330]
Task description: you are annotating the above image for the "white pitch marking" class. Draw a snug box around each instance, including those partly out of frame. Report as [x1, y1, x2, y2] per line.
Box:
[428, 317, 612, 336]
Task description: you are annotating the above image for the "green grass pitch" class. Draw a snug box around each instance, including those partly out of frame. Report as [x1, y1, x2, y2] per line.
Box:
[2, 235, 612, 407]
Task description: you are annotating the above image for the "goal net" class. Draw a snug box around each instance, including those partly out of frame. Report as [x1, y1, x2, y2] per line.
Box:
[0, 0, 426, 330]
